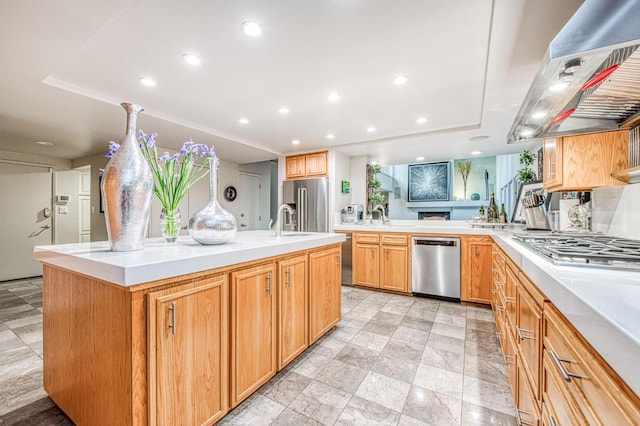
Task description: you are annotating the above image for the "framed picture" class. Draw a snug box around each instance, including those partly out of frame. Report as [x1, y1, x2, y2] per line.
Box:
[512, 180, 548, 223]
[408, 162, 450, 202]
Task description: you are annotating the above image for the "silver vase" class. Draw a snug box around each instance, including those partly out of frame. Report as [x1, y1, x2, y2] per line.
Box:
[189, 157, 237, 244]
[101, 103, 154, 251]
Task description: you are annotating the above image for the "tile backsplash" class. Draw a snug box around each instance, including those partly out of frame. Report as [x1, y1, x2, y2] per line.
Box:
[592, 183, 640, 239]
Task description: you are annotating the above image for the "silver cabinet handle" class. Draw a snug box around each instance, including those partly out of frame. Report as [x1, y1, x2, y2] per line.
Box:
[491, 288, 498, 294]
[549, 350, 584, 382]
[501, 293, 515, 305]
[495, 280, 505, 287]
[516, 326, 535, 341]
[267, 273, 272, 295]
[504, 354, 515, 365]
[286, 268, 291, 287]
[548, 415, 558, 426]
[168, 302, 176, 335]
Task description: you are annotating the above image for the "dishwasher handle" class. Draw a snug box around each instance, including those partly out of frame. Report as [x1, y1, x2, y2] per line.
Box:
[413, 239, 458, 247]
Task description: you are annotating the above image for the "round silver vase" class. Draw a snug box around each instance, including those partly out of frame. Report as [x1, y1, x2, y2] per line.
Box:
[101, 103, 154, 251]
[189, 158, 237, 244]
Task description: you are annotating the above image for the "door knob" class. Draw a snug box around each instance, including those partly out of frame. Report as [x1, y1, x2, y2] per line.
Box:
[41, 224, 51, 229]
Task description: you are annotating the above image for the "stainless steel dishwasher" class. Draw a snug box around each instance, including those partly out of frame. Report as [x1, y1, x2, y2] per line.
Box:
[411, 236, 461, 301]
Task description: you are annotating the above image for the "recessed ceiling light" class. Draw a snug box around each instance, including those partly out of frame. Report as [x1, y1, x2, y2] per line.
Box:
[469, 135, 489, 142]
[520, 128, 534, 137]
[138, 77, 157, 87]
[548, 81, 569, 92]
[416, 156, 425, 161]
[278, 107, 290, 114]
[238, 118, 249, 125]
[182, 54, 201, 65]
[366, 126, 376, 133]
[328, 92, 341, 102]
[241, 20, 263, 37]
[326, 133, 335, 140]
[292, 139, 300, 145]
[35, 140, 53, 146]
[371, 161, 379, 165]
[416, 117, 427, 124]
[470, 150, 483, 156]
[531, 111, 547, 119]
[392, 74, 409, 85]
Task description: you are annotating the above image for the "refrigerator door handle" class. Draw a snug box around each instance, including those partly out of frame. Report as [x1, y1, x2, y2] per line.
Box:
[299, 187, 307, 232]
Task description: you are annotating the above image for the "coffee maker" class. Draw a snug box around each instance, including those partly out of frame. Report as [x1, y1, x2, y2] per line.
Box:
[342, 204, 364, 223]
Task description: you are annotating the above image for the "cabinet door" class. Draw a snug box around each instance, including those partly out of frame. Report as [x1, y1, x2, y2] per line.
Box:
[380, 245, 408, 293]
[543, 138, 562, 190]
[353, 243, 380, 288]
[518, 366, 541, 426]
[309, 246, 342, 344]
[148, 276, 228, 426]
[230, 263, 277, 407]
[285, 155, 306, 179]
[517, 282, 542, 401]
[462, 237, 493, 304]
[305, 151, 328, 177]
[278, 255, 309, 370]
[504, 325, 518, 399]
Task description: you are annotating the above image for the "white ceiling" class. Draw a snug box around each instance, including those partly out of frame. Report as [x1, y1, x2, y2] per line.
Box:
[0, 0, 582, 166]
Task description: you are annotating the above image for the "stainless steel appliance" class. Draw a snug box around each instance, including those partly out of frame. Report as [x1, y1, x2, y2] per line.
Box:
[282, 178, 329, 232]
[411, 236, 461, 301]
[341, 232, 353, 286]
[342, 204, 363, 224]
[512, 232, 640, 271]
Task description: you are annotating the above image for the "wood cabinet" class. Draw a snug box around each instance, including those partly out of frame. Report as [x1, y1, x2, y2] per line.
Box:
[285, 150, 328, 179]
[148, 276, 229, 426]
[309, 246, 342, 344]
[230, 263, 277, 407]
[543, 303, 640, 425]
[278, 254, 308, 370]
[543, 130, 628, 192]
[461, 236, 493, 304]
[518, 365, 541, 426]
[352, 232, 409, 294]
[516, 273, 544, 403]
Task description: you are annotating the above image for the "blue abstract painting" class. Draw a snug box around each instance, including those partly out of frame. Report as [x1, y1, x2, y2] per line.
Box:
[408, 162, 450, 201]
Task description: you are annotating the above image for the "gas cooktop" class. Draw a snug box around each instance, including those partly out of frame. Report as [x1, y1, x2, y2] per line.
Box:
[512, 232, 640, 271]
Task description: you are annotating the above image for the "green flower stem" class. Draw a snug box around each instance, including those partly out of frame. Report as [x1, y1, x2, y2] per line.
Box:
[162, 209, 180, 240]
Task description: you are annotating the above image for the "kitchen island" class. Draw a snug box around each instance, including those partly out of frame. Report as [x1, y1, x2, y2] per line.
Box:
[335, 221, 640, 423]
[34, 231, 345, 426]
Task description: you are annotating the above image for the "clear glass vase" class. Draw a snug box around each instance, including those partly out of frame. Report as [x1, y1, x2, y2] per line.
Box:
[188, 158, 237, 244]
[160, 208, 181, 243]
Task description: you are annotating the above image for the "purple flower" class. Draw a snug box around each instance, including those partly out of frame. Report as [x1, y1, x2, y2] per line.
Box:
[159, 152, 170, 162]
[170, 153, 180, 162]
[106, 141, 120, 158]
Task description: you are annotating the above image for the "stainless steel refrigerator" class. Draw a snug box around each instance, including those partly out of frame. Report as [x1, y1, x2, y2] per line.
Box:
[282, 178, 329, 232]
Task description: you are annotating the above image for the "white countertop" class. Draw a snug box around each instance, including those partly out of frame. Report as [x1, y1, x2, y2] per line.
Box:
[338, 220, 640, 396]
[34, 231, 345, 287]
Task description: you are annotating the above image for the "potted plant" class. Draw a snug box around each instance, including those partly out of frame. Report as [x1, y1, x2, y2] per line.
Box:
[456, 160, 472, 200]
[517, 150, 536, 183]
[368, 163, 385, 214]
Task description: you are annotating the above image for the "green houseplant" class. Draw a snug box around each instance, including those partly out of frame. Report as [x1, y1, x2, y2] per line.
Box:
[368, 163, 385, 213]
[517, 150, 536, 183]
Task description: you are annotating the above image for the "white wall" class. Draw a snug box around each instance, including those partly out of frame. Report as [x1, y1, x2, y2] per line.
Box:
[349, 155, 369, 211]
[0, 150, 72, 171]
[72, 152, 109, 241]
[54, 170, 81, 244]
[330, 150, 352, 228]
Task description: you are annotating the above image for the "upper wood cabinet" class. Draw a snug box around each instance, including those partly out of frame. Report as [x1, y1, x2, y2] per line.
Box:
[278, 254, 308, 370]
[309, 246, 342, 344]
[542, 130, 628, 192]
[147, 275, 229, 426]
[285, 150, 328, 179]
[461, 236, 493, 305]
[230, 263, 277, 407]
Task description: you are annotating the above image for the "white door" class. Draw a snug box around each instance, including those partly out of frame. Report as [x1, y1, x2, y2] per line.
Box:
[78, 168, 91, 242]
[237, 173, 262, 231]
[0, 162, 53, 281]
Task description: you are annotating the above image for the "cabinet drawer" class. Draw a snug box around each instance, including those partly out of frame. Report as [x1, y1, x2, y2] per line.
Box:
[355, 233, 380, 244]
[543, 304, 640, 425]
[517, 281, 542, 402]
[542, 353, 587, 426]
[381, 234, 407, 246]
[518, 366, 541, 426]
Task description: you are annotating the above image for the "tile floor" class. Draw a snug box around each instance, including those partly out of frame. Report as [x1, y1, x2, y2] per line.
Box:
[0, 279, 517, 425]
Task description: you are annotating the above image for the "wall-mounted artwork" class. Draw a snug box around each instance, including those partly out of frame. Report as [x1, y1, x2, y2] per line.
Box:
[408, 162, 450, 201]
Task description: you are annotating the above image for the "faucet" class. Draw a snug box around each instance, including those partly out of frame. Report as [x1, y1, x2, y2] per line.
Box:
[270, 204, 293, 236]
[372, 204, 387, 224]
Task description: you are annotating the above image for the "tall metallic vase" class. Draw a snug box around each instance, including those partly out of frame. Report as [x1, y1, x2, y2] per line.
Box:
[101, 103, 154, 251]
[189, 157, 237, 244]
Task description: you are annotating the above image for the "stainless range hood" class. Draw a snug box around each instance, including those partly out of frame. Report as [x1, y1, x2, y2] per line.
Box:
[507, 0, 640, 143]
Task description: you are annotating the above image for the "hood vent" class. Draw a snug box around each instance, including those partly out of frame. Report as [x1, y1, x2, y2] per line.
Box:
[508, 0, 640, 143]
